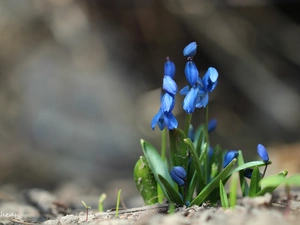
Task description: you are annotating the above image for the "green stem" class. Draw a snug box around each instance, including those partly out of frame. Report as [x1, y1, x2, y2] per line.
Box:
[204, 105, 210, 184]
[161, 128, 167, 161]
[169, 129, 176, 167]
[184, 113, 193, 138]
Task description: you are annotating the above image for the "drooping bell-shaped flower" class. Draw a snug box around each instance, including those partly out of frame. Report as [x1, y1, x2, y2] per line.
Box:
[183, 42, 197, 57]
[184, 61, 199, 86]
[208, 119, 217, 133]
[151, 109, 178, 130]
[170, 166, 187, 186]
[257, 144, 269, 163]
[203, 67, 218, 92]
[223, 150, 239, 168]
[164, 57, 176, 78]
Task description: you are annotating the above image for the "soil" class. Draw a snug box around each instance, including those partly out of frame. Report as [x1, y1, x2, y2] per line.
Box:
[0, 186, 300, 225]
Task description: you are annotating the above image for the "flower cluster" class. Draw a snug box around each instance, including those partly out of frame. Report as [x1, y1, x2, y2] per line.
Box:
[151, 57, 178, 130]
[180, 42, 219, 113]
[134, 41, 285, 210]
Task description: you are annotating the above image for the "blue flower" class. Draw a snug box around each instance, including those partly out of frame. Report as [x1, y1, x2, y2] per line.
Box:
[183, 42, 197, 57]
[170, 166, 187, 186]
[185, 61, 199, 86]
[257, 144, 269, 163]
[182, 87, 199, 114]
[151, 109, 178, 130]
[223, 150, 239, 168]
[244, 168, 253, 179]
[208, 119, 217, 133]
[202, 67, 218, 92]
[244, 168, 262, 179]
[163, 75, 178, 95]
[164, 57, 175, 78]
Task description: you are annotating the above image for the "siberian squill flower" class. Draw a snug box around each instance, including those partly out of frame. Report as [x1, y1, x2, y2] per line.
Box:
[180, 42, 219, 113]
[208, 119, 217, 133]
[257, 144, 269, 163]
[223, 150, 239, 168]
[151, 58, 178, 130]
[183, 42, 197, 57]
[170, 166, 187, 186]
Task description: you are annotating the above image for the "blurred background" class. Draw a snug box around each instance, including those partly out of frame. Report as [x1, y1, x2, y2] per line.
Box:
[0, 0, 300, 207]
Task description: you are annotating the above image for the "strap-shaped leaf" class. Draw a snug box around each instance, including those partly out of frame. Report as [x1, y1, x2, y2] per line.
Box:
[158, 175, 184, 205]
[169, 128, 189, 171]
[229, 173, 238, 208]
[219, 180, 229, 208]
[140, 139, 174, 201]
[226, 161, 272, 179]
[184, 138, 205, 189]
[257, 170, 288, 196]
[189, 159, 237, 206]
[133, 156, 158, 205]
[248, 166, 261, 197]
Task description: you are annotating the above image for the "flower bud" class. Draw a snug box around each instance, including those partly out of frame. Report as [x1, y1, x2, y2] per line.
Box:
[170, 166, 187, 186]
[164, 58, 176, 78]
[208, 119, 217, 133]
[223, 150, 239, 168]
[183, 42, 197, 57]
[185, 61, 199, 86]
[257, 144, 269, 163]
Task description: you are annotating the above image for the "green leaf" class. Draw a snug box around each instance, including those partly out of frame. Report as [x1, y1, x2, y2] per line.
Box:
[133, 156, 158, 205]
[229, 173, 238, 208]
[257, 170, 288, 196]
[248, 167, 261, 197]
[226, 161, 272, 179]
[189, 158, 237, 207]
[184, 138, 205, 189]
[169, 128, 189, 171]
[237, 150, 248, 196]
[285, 175, 300, 186]
[219, 180, 229, 209]
[140, 139, 174, 201]
[158, 175, 184, 205]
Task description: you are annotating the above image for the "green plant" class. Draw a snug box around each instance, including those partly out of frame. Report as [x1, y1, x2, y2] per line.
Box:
[133, 42, 295, 209]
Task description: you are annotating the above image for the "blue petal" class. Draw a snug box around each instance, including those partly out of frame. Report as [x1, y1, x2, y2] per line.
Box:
[257, 144, 269, 163]
[164, 112, 178, 130]
[195, 92, 209, 108]
[161, 93, 175, 113]
[185, 61, 199, 86]
[172, 166, 187, 179]
[183, 87, 199, 114]
[164, 58, 176, 78]
[208, 119, 217, 133]
[163, 75, 178, 95]
[183, 42, 197, 57]
[180, 86, 190, 95]
[203, 67, 218, 92]
[170, 170, 185, 186]
[151, 110, 163, 130]
[223, 150, 239, 168]
[244, 168, 253, 179]
[170, 166, 187, 186]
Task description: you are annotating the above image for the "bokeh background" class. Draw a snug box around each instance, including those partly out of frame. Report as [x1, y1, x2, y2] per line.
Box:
[0, 0, 300, 207]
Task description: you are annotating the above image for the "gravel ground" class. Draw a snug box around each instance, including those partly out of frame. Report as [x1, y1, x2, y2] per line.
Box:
[0, 186, 300, 225]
